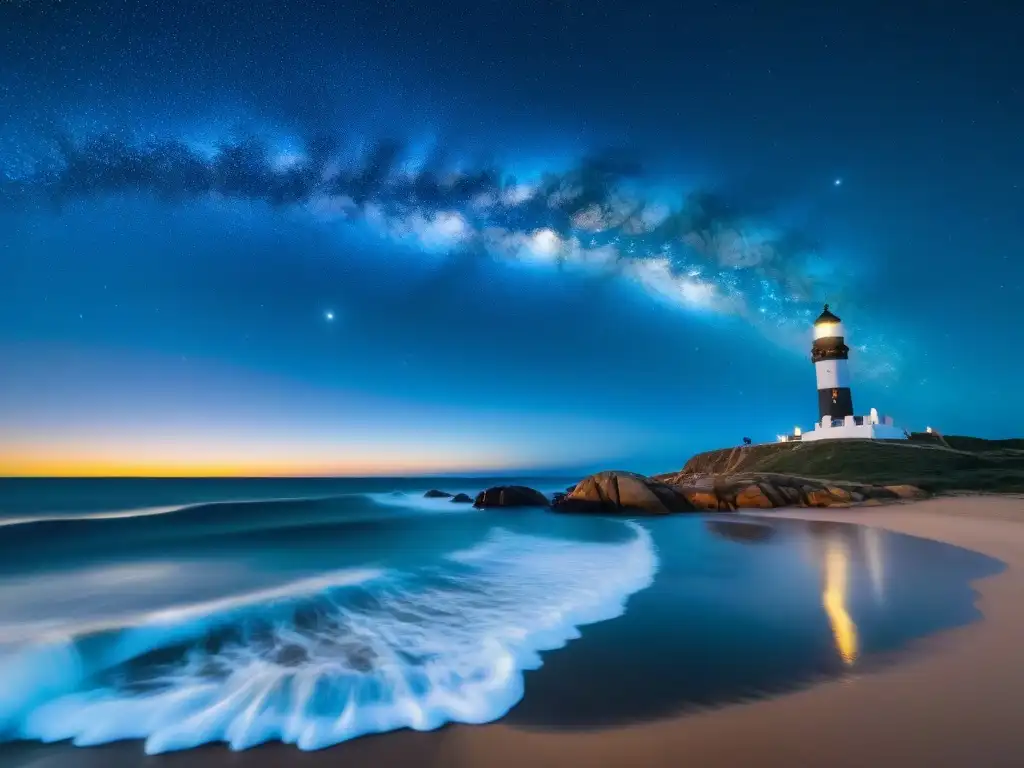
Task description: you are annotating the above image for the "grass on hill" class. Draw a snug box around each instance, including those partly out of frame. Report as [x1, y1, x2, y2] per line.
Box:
[672, 436, 1024, 494]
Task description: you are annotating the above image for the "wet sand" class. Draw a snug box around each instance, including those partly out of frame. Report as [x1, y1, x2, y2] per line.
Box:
[4, 495, 1024, 768]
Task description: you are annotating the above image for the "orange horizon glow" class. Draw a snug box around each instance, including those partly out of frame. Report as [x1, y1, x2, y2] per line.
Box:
[0, 454, 542, 478]
[0, 438, 557, 475]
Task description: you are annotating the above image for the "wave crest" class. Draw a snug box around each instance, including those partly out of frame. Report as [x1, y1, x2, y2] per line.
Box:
[1, 522, 656, 753]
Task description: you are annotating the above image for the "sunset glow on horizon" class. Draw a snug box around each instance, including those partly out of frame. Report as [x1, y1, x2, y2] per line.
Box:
[0, 452, 545, 479]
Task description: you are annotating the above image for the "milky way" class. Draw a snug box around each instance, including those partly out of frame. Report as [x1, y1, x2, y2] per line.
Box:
[2, 130, 842, 348]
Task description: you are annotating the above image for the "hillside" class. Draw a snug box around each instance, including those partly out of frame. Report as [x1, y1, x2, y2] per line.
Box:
[656, 436, 1024, 494]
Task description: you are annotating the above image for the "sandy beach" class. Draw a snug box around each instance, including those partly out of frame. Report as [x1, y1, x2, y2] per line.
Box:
[4, 494, 1024, 768]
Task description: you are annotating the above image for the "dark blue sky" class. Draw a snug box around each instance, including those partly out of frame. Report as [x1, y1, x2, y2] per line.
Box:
[1, 0, 1022, 475]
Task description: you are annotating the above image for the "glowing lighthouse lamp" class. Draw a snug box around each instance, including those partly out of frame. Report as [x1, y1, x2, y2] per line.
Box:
[782, 304, 908, 442]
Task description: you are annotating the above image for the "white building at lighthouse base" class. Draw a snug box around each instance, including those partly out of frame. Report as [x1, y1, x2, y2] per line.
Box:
[798, 407, 908, 442]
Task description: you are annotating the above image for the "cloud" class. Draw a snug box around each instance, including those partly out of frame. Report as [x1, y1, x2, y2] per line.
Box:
[622, 258, 728, 312]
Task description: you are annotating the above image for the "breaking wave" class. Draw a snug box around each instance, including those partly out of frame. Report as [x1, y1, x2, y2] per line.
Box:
[0, 522, 656, 753]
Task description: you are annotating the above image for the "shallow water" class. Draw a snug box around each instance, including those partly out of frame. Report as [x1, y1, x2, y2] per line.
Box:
[0, 478, 1003, 754]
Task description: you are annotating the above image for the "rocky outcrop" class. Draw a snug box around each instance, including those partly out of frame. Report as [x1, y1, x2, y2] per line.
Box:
[555, 471, 697, 515]
[541, 468, 929, 515]
[673, 472, 923, 510]
[424, 489, 453, 498]
[450, 493, 473, 503]
[473, 486, 550, 509]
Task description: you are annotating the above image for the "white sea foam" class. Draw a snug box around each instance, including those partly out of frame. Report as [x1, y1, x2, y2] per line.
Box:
[365, 491, 475, 513]
[366, 483, 565, 513]
[0, 523, 656, 753]
[0, 505, 192, 528]
[0, 495, 341, 529]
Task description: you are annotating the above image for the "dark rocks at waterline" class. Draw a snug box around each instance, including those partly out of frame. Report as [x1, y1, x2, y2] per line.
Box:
[450, 493, 473, 503]
[423, 489, 453, 498]
[555, 471, 698, 516]
[473, 486, 551, 509]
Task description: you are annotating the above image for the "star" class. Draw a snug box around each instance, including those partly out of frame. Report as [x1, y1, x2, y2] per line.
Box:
[834, 178, 843, 187]
[324, 310, 335, 321]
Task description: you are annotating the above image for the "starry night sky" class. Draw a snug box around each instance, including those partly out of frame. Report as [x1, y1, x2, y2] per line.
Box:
[1, 0, 1022, 476]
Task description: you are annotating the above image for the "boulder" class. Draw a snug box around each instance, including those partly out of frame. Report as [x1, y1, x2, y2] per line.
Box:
[450, 493, 473, 503]
[473, 486, 550, 509]
[555, 471, 697, 515]
[735, 484, 775, 509]
[803, 487, 836, 507]
[777, 484, 804, 505]
[826, 486, 853, 502]
[884, 484, 927, 500]
[682, 489, 724, 511]
[756, 482, 788, 508]
[860, 485, 900, 500]
[424, 489, 453, 498]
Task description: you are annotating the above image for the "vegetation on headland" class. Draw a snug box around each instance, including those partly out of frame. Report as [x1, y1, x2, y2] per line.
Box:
[657, 436, 1024, 494]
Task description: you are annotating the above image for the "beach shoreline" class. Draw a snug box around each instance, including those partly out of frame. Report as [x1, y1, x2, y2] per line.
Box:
[3, 495, 1023, 768]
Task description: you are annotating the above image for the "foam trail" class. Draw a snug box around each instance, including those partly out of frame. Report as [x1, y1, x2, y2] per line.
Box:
[0, 495, 347, 529]
[0, 523, 656, 753]
[366, 483, 565, 513]
[0, 505, 190, 528]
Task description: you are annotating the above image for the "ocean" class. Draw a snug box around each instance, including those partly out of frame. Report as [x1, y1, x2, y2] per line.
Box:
[0, 477, 1003, 756]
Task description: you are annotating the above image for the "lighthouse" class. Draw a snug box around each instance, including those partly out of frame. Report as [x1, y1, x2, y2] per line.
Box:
[788, 304, 908, 442]
[811, 304, 854, 422]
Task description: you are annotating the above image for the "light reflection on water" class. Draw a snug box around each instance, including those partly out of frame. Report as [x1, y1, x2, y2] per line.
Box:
[823, 538, 858, 666]
[862, 525, 886, 604]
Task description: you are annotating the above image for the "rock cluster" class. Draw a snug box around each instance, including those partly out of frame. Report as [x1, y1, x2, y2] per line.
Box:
[549, 470, 926, 515]
[673, 472, 926, 511]
[473, 486, 551, 509]
[443, 471, 928, 516]
[556, 471, 696, 515]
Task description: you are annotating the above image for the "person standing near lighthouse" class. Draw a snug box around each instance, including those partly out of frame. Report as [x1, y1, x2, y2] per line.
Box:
[811, 304, 854, 423]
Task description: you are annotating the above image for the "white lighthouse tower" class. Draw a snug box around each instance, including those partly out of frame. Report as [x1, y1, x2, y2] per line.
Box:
[796, 304, 907, 442]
